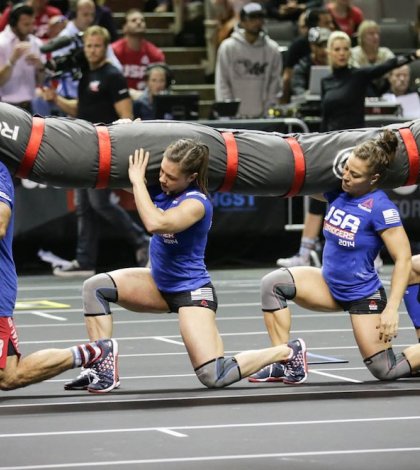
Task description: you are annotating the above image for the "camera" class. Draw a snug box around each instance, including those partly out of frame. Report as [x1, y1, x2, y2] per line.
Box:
[40, 33, 88, 80]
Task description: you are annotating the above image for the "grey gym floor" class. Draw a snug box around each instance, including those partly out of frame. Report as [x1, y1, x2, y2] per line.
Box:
[1, 266, 420, 469]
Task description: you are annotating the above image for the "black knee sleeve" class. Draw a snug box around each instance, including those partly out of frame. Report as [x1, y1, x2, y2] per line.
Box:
[364, 349, 412, 381]
[83, 273, 118, 316]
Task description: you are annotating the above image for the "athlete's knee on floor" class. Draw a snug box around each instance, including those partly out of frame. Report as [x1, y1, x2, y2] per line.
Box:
[0, 368, 23, 391]
[195, 357, 242, 388]
[83, 273, 118, 316]
[364, 349, 411, 381]
[261, 268, 296, 311]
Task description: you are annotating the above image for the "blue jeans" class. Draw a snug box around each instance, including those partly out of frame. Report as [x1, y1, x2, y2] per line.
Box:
[74, 188, 147, 269]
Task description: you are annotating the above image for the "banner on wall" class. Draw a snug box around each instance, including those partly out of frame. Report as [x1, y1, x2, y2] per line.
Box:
[12, 183, 420, 244]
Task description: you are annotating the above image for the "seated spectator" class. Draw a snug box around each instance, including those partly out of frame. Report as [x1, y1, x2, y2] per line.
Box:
[133, 63, 173, 120]
[326, 0, 363, 41]
[382, 65, 420, 118]
[351, 19, 394, 96]
[0, 0, 63, 41]
[215, 2, 282, 118]
[52, 0, 121, 100]
[281, 6, 334, 103]
[291, 26, 330, 97]
[112, 9, 165, 98]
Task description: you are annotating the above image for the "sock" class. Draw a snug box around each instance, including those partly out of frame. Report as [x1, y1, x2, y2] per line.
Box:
[299, 237, 316, 259]
[403, 284, 420, 329]
[70, 342, 102, 368]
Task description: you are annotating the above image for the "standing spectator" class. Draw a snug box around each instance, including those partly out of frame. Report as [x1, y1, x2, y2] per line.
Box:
[291, 26, 330, 97]
[111, 8, 165, 96]
[0, 3, 44, 112]
[281, 6, 334, 103]
[215, 2, 282, 118]
[42, 26, 150, 277]
[351, 20, 394, 96]
[52, 0, 120, 100]
[0, 0, 63, 41]
[326, 0, 363, 40]
[133, 63, 173, 120]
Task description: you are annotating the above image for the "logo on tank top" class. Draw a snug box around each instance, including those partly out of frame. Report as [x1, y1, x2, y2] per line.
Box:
[324, 206, 361, 246]
[332, 147, 355, 179]
[358, 198, 374, 213]
[89, 80, 101, 92]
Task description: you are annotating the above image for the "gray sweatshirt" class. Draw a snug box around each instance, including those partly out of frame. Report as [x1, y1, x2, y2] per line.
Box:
[215, 27, 282, 118]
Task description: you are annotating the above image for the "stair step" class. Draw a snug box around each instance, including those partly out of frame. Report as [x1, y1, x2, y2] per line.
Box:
[144, 29, 176, 47]
[199, 100, 213, 120]
[171, 65, 206, 84]
[113, 11, 175, 29]
[172, 84, 215, 100]
[163, 47, 207, 65]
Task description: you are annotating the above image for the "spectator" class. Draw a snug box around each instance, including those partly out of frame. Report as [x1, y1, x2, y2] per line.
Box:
[46, 13, 66, 38]
[66, 0, 117, 41]
[52, 0, 121, 100]
[382, 65, 420, 119]
[133, 63, 173, 120]
[0, 0, 63, 41]
[215, 2, 282, 118]
[351, 20, 394, 96]
[281, 6, 334, 103]
[111, 8, 165, 97]
[42, 26, 150, 277]
[291, 26, 330, 97]
[0, 3, 44, 112]
[326, 0, 363, 40]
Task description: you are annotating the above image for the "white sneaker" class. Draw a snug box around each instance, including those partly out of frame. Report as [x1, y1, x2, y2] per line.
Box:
[276, 254, 310, 268]
[53, 260, 95, 278]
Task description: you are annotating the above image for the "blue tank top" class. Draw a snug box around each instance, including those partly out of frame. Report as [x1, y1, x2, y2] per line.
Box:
[322, 189, 401, 301]
[0, 162, 16, 316]
[150, 186, 212, 293]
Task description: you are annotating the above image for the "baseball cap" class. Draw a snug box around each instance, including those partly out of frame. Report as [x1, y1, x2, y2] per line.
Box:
[308, 27, 331, 45]
[240, 2, 265, 20]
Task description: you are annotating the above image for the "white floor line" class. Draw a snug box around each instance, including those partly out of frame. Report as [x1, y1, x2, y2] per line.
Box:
[2, 415, 420, 438]
[158, 428, 187, 438]
[153, 336, 184, 346]
[1, 448, 420, 469]
[310, 370, 362, 383]
[26, 311, 67, 322]
[3, 447, 420, 469]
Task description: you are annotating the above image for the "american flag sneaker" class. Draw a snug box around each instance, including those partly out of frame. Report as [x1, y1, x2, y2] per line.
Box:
[248, 362, 286, 382]
[87, 339, 119, 393]
[64, 367, 120, 391]
[283, 338, 308, 385]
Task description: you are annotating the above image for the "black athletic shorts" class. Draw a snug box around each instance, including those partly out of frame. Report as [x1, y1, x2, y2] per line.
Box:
[335, 287, 387, 314]
[160, 282, 218, 313]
